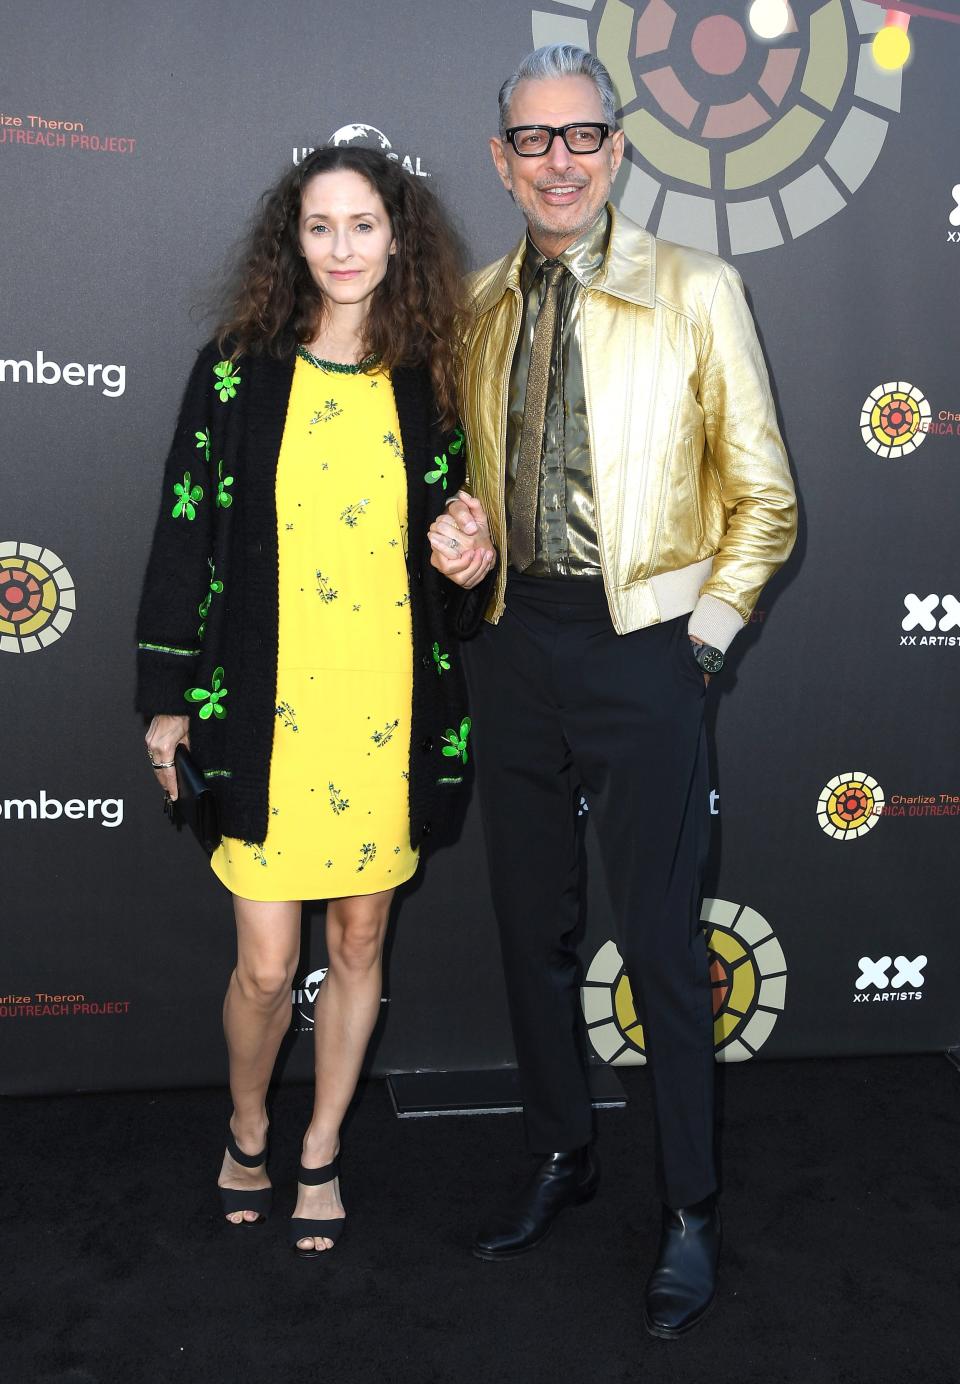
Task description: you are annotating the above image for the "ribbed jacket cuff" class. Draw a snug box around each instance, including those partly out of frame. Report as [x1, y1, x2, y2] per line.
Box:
[135, 653, 200, 717]
[687, 594, 745, 653]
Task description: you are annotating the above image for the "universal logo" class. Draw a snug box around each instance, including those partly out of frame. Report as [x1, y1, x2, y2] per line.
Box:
[0, 351, 125, 397]
[293, 124, 431, 177]
[0, 793, 124, 828]
[853, 955, 926, 1005]
[949, 184, 960, 243]
[900, 594, 960, 648]
[291, 966, 388, 1032]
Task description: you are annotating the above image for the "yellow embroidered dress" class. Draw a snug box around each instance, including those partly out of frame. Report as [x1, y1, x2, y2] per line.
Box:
[211, 351, 419, 900]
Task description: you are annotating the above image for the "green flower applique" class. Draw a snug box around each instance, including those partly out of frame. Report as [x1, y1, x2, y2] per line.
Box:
[441, 717, 472, 763]
[213, 360, 241, 402]
[184, 666, 228, 720]
[432, 641, 451, 674]
[197, 560, 224, 638]
[449, 426, 464, 456]
[424, 455, 449, 491]
[215, 460, 234, 508]
[172, 471, 203, 520]
[195, 428, 211, 462]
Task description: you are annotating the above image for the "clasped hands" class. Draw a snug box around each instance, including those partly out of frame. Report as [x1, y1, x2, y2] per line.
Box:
[427, 492, 496, 589]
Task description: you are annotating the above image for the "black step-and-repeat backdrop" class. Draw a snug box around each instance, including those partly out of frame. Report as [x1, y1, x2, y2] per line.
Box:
[2, 1, 958, 1095]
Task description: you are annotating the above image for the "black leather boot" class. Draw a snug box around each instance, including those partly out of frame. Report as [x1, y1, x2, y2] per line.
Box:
[643, 1194, 721, 1338]
[472, 1147, 600, 1261]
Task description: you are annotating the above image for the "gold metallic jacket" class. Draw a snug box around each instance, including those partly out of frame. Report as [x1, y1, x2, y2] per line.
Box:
[461, 205, 797, 651]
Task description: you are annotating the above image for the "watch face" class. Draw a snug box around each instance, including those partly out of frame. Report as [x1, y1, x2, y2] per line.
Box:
[696, 644, 724, 675]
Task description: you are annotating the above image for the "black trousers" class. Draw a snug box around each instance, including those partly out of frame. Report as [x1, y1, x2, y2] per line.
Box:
[463, 575, 717, 1209]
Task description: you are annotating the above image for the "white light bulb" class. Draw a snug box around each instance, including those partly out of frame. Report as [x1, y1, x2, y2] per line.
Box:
[748, 0, 790, 40]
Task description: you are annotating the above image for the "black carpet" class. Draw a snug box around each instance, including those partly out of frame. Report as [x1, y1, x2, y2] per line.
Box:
[3, 1055, 958, 1384]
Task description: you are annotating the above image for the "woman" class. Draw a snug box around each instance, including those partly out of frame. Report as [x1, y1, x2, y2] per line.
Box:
[135, 146, 495, 1255]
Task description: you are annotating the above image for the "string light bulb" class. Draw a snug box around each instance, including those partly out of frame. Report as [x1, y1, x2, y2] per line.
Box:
[873, 11, 912, 71]
[748, 0, 790, 40]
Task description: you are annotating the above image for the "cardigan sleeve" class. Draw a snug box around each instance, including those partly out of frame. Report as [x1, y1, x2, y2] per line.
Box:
[134, 341, 227, 715]
[437, 421, 498, 640]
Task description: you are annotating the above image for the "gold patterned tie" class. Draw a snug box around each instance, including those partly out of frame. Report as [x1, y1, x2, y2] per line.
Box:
[510, 261, 565, 572]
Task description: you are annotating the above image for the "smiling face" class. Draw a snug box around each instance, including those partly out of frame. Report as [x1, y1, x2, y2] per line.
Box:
[490, 73, 624, 258]
[298, 167, 396, 315]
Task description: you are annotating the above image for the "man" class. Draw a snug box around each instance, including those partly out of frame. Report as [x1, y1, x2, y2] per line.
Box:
[430, 44, 796, 1338]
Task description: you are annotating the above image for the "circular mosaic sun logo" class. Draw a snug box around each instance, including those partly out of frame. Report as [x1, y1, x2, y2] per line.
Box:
[817, 770, 884, 840]
[530, 0, 904, 255]
[581, 898, 787, 1065]
[0, 541, 76, 653]
[859, 381, 930, 458]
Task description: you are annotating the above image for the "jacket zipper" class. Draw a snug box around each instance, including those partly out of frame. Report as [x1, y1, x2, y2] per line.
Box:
[581, 291, 622, 633]
[492, 290, 523, 619]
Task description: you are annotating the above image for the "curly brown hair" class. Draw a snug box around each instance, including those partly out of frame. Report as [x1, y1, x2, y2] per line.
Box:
[216, 146, 468, 429]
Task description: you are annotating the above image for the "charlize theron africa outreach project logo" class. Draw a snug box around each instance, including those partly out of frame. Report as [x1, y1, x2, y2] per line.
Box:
[582, 898, 788, 1064]
[530, 0, 904, 256]
[0, 541, 75, 654]
[817, 770, 884, 839]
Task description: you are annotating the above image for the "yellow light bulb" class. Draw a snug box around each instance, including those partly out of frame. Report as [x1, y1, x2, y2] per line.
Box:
[872, 26, 911, 71]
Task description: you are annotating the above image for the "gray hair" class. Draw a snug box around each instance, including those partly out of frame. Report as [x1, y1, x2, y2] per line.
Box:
[498, 45, 620, 137]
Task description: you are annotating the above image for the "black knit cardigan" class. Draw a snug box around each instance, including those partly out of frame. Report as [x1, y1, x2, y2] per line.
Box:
[135, 340, 472, 848]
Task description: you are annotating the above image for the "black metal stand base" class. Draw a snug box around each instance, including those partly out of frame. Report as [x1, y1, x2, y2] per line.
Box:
[386, 1064, 627, 1118]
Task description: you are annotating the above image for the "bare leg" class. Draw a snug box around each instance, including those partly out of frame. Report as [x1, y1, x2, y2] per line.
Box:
[292, 888, 394, 1250]
[218, 896, 301, 1223]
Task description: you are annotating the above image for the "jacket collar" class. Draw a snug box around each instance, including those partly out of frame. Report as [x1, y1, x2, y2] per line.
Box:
[472, 203, 656, 315]
[521, 206, 611, 294]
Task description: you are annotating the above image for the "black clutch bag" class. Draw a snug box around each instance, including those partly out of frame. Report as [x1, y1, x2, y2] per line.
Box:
[163, 745, 222, 855]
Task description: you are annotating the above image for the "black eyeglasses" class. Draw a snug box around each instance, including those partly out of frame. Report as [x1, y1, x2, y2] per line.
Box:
[503, 123, 610, 157]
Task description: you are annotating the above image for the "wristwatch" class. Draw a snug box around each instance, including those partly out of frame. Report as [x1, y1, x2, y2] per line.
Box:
[689, 638, 724, 675]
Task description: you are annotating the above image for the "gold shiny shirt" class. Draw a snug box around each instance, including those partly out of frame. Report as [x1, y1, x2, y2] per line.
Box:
[506, 210, 610, 577]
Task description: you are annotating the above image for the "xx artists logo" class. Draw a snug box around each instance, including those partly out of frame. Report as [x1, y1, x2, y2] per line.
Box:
[948, 184, 960, 243]
[0, 541, 75, 654]
[900, 593, 959, 647]
[530, 0, 904, 256]
[853, 953, 926, 1004]
[582, 898, 787, 1064]
[817, 771, 884, 840]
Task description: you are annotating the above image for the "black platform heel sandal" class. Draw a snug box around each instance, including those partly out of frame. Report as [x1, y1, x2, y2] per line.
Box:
[218, 1129, 272, 1225]
[290, 1157, 345, 1257]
